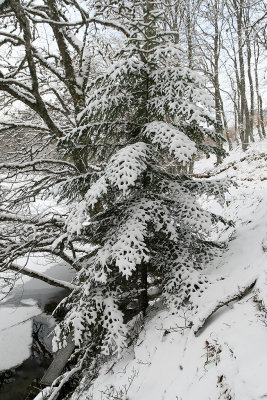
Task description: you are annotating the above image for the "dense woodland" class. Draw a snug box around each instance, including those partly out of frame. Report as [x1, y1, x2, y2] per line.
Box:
[0, 1, 266, 399]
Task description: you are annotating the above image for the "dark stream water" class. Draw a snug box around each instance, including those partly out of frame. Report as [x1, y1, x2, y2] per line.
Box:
[0, 264, 73, 400]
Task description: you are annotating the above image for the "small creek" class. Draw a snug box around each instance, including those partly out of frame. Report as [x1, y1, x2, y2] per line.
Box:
[0, 263, 73, 400]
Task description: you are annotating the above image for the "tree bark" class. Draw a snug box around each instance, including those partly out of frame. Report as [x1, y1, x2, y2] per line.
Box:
[219, 91, 232, 150]
[254, 37, 266, 139]
[138, 263, 148, 315]
[245, 24, 255, 138]
[213, 0, 223, 162]
[233, 0, 253, 149]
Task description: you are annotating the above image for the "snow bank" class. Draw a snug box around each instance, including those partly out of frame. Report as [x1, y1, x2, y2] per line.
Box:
[0, 304, 40, 371]
[0, 258, 73, 371]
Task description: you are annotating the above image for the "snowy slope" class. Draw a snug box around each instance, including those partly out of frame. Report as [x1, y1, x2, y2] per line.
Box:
[70, 140, 267, 400]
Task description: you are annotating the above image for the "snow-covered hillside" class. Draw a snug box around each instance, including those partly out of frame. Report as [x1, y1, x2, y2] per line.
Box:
[44, 140, 267, 400]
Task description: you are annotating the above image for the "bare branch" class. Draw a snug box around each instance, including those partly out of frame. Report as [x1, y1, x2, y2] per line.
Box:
[194, 279, 256, 336]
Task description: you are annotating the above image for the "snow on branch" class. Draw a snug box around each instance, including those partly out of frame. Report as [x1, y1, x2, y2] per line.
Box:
[151, 43, 184, 60]
[143, 121, 197, 165]
[0, 159, 78, 172]
[106, 142, 150, 195]
[27, 15, 130, 37]
[109, 214, 149, 278]
[91, 198, 177, 280]
[0, 210, 64, 227]
[85, 142, 150, 207]
[8, 263, 77, 290]
[67, 143, 152, 235]
[0, 120, 49, 130]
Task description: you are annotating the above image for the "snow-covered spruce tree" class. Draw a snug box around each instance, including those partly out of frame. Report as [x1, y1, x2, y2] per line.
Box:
[53, 1, 228, 358]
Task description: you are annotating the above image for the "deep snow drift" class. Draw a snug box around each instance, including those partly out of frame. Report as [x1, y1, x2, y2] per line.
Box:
[69, 140, 267, 400]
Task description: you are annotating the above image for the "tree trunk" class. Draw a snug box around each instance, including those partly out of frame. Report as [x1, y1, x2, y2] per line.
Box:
[214, 0, 223, 163]
[138, 263, 148, 316]
[186, 0, 194, 69]
[219, 91, 233, 150]
[245, 28, 255, 138]
[234, 0, 253, 150]
[136, 1, 156, 316]
[254, 38, 263, 139]
[259, 95, 266, 138]
[254, 37, 266, 139]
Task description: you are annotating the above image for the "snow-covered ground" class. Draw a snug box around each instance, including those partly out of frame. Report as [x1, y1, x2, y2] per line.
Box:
[70, 140, 267, 400]
[0, 257, 74, 372]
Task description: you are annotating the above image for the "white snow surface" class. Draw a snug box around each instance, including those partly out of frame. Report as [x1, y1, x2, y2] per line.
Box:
[71, 140, 267, 400]
[0, 304, 40, 371]
[0, 257, 74, 371]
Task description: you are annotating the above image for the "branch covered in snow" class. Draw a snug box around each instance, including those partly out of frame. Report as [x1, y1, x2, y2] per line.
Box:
[193, 279, 257, 336]
[8, 263, 77, 290]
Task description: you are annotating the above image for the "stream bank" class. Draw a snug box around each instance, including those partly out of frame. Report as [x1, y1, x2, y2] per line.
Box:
[0, 261, 73, 400]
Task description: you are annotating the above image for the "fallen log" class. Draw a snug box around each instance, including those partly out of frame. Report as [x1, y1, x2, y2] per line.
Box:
[40, 335, 75, 386]
[194, 279, 257, 336]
